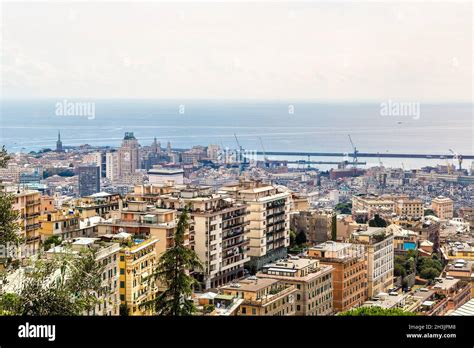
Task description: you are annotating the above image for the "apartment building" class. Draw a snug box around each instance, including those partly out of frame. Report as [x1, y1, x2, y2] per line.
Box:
[336, 215, 366, 241]
[352, 194, 412, 220]
[12, 189, 42, 255]
[432, 277, 471, 313]
[308, 242, 367, 312]
[445, 259, 474, 297]
[395, 199, 423, 218]
[115, 235, 159, 315]
[106, 151, 119, 182]
[290, 210, 331, 244]
[46, 237, 121, 315]
[73, 192, 121, 219]
[38, 210, 80, 241]
[290, 192, 310, 212]
[220, 277, 297, 316]
[97, 201, 182, 256]
[78, 165, 100, 197]
[431, 196, 454, 220]
[220, 181, 291, 270]
[157, 186, 250, 288]
[351, 227, 394, 298]
[257, 258, 334, 316]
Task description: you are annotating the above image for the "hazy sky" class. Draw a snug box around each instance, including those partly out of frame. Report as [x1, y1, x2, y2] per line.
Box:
[1, 1, 472, 101]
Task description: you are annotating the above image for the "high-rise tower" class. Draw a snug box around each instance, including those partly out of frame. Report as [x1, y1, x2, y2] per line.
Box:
[118, 132, 140, 179]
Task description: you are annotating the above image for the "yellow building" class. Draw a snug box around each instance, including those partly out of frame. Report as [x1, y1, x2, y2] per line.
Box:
[117, 236, 159, 315]
[38, 210, 80, 241]
[73, 192, 121, 219]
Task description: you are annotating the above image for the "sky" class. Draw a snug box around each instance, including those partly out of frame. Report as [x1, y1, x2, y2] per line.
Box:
[0, 1, 472, 101]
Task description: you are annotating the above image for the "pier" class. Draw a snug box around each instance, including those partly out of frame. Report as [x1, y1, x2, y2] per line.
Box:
[255, 151, 474, 160]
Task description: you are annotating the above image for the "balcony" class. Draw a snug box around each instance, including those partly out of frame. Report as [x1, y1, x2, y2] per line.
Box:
[23, 212, 40, 219]
[25, 223, 41, 231]
[26, 235, 41, 242]
[26, 200, 41, 207]
[266, 210, 285, 219]
[223, 238, 249, 251]
[222, 227, 245, 239]
[245, 286, 295, 306]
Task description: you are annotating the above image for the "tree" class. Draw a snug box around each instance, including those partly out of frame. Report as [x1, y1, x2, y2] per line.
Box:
[339, 306, 416, 316]
[0, 248, 106, 315]
[420, 267, 440, 280]
[394, 263, 407, 278]
[334, 202, 352, 215]
[368, 214, 387, 228]
[0, 147, 20, 251]
[0, 146, 11, 168]
[43, 235, 62, 252]
[424, 209, 437, 217]
[144, 207, 202, 316]
[289, 230, 297, 247]
[0, 194, 20, 246]
[295, 230, 307, 246]
[331, 214, 337, 241]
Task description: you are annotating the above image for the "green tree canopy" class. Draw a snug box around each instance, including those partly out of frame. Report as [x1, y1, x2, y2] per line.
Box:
[0, 248, 106, 315]
[143, 207, 202, 316]
[368, 214, 387, 228]
[339, 306, 416, 316]
[0, 147, 21, 251]
[334, 202, 352, 215]
[295, 230, 307, 246]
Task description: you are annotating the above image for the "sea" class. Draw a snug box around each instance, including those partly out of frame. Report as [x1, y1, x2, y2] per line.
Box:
[1, 99, 472, 171]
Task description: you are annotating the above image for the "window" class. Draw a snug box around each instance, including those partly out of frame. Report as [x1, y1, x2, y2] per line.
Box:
[120, 255, 125, 261]
[252, 308, 256, 315]
[242, 307, 247, 314]
[120, 268, 125, 275]
[120, 281, 125, 288]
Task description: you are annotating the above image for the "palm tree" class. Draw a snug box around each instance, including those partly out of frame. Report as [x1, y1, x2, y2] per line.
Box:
[146, 207, 202, 316]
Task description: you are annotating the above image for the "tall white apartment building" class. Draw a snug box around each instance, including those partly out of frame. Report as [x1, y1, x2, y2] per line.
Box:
[220, 181, 291, 270]
[351, 227, 394, 298]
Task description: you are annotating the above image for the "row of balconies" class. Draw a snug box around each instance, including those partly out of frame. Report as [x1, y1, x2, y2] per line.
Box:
[223, 238, 249, 251]
[25, 223, 41, 231]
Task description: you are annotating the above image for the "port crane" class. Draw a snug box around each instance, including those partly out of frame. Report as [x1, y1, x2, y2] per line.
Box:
[234, 133, 245, 173]
[348, 135, 358, 167]
[449, 148, 463, 171]
[259, 137, 268, 163]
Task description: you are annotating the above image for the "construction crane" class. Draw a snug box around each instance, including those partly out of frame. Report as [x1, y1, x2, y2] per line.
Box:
[348, 135, 358, 167]
[445, 158, 453, 175]
[234, 133, 245, 174]
[449, 148, 463, 171]
[259, 137, 268, 163]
